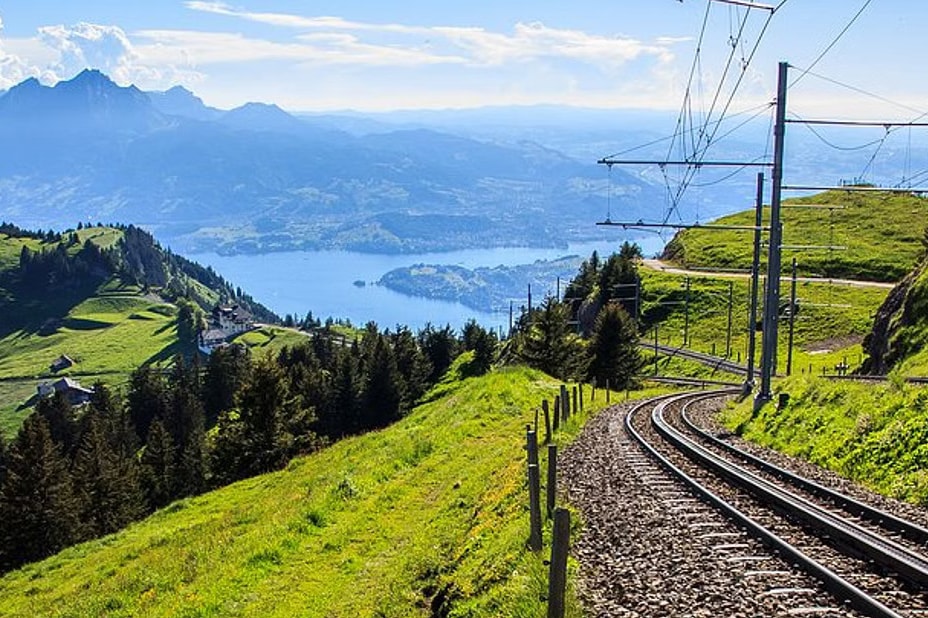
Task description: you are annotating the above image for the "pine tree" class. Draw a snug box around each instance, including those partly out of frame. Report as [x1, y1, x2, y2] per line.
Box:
[518, 296, 585, 381]
[391, 326, 431, 408]
[35, 391, 78, 456]
[418, 324, 459, 383]
[72, 412, 143, 538]
[235, 353, 291, 475]
[0, 415, 80, 570]
[462, 320, 497, 376]
[140, 418, 175, 510]
[202, 344, 251, 425]
[333, 346, 362, 436]
[587, 303, 642, 391]
[127, 365, 169, 443]
[0, 433, 7, 487]
[165, 358, 207, 498]
[360, 331, 403, 428]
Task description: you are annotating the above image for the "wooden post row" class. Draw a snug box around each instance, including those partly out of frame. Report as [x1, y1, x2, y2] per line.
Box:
[552, 395, 560, 432]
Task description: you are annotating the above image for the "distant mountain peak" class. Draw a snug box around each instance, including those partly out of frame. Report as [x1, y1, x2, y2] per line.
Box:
[220, 101, 305, 133]
[0, 68, 161, 131]
[148, 84, 220, 121]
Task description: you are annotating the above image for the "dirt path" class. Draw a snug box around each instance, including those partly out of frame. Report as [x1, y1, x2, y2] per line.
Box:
[642, 258, 895, 289]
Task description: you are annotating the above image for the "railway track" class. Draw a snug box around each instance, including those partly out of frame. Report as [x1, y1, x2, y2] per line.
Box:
[625, 390, 928, 617]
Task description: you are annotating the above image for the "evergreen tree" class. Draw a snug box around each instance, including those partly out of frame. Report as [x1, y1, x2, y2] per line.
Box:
[0, 415, 80, 570]
[586, 303, 642, 391]
[176, 299, 204, 348]
[518, 296, 585, 381]
[462, 320, 497, 375]
[72, 412, 143, 539]
[360, 330, 403, 428]
[234, 354, 292, 475]
[140, 418, 175, 510]
[332, 346, 362, 436]
[35, 391, 78, 456]
[391, 326, 431, 408]
[418, 324, 459, 383]
[202, 344, 251, 425]
[127, 365, 169, 443]
[164, 357, 207, 498]
[0, 433, 7, 487]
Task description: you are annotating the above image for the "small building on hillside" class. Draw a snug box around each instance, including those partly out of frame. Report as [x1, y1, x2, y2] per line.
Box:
[198, 304, 256, 355]
[212, 304, 254, 336]
[49, 354, 75, 373]
[198, 328, 230, 355]
[36, 377, 94, 406]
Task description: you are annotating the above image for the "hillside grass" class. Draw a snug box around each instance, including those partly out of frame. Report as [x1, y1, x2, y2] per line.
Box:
[639, 268, 887, 377]
[0, 360, 665, 617]
[662, 190, 927, 282]
[722, 376, 928, 504]
[0, 287, 179, 380]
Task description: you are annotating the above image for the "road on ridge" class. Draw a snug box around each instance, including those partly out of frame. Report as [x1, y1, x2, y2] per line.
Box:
[641, 259, 895, 290]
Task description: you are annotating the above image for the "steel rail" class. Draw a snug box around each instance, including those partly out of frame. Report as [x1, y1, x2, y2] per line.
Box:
[654, 395, 928, 590]
[626, 391, 902, 618]
[680, 401, 928, 545]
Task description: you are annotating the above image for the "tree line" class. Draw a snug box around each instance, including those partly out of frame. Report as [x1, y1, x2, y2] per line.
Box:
[7, 223, 277, 323]
[508, 242, 644, 390]
[0, 321, 497, 573]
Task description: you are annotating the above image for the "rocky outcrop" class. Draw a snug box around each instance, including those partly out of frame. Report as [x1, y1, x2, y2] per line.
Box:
[862, 254, 928, 374]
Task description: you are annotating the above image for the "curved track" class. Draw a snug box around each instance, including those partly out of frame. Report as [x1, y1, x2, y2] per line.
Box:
[626, 391, 928, 618]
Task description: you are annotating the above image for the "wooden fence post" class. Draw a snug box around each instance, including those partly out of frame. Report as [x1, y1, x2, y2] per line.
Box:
[546, 444, 557, 518]
[572, 387, 578, 417]
[560, 384, 569, 422]
[542, 399, 552, 444]
[528, 462, 542, 551]
[526, 428, 539, 467]
[547, 508, 570, 618]
[552, 395, 560, 432]
[606, 379, 611, 404]
[579, 384, 584, 412]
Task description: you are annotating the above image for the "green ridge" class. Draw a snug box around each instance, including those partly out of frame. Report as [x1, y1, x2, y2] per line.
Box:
[662, 190, 927, 282]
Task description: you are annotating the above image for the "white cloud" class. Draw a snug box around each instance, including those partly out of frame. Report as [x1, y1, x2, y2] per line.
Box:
[0, 14, 42, 89]
[36, 22, 202, 88]
[182, 2, 676, 72]
[135, 29, 466, 68]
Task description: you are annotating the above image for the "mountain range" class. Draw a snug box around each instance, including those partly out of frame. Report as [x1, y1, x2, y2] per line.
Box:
[0, 70, 659, 254]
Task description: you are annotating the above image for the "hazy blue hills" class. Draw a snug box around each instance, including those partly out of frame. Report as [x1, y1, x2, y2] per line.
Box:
[0, 70, 658, 254]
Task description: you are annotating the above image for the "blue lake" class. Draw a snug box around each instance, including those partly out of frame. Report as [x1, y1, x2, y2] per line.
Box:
[188, 236, 663, 333]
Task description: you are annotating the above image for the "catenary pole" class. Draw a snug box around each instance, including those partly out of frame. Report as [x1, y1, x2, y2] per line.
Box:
[757, 62, 789, 408]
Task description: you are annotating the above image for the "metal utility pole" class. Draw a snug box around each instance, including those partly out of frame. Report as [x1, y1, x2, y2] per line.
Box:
[786, 257, 798, 376]
[757, 61, 789, 408]
[726, 279, 734, 358]
[683, 276, 691, 348]
[746, 172, 764, 388]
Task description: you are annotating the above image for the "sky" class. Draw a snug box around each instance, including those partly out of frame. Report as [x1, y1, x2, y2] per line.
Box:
[0, 1, 924, 120]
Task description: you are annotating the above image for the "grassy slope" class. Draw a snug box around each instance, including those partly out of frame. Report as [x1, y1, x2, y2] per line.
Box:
[0, 361, 657, 617]
[722, 377, 928, 504]
[639, 268, 886, 378]
[0, 227, 300, 438]
[663, 190, 927, 282]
